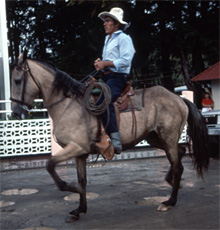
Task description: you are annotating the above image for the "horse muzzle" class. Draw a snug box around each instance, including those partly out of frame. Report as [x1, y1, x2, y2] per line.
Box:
[12, 104, 28, 120]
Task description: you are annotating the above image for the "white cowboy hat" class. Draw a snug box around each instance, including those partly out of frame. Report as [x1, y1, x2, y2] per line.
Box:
[98, 7, 128, 25]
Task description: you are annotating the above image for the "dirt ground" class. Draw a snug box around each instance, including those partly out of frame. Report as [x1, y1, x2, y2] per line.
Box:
[0, 156, 219, 230]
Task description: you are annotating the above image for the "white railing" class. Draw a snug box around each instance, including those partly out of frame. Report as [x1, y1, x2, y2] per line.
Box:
[0, 99, 48, 114]
[0, 100, 187, 157]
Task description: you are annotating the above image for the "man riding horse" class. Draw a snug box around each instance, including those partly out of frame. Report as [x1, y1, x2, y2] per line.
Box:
[94, 7, 135, 154]
[10, 7, 209, 224]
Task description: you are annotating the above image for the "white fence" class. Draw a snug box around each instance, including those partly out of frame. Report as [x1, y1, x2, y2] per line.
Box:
[0, 100, 187, 157]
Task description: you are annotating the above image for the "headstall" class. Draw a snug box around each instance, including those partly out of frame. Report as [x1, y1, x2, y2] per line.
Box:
[10, 61, 41, 111]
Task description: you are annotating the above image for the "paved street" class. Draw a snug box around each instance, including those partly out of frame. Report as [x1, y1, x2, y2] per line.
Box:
[0, 156, 219, 230]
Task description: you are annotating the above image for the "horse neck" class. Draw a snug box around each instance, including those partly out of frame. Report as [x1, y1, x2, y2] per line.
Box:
[27, 59, 57, 106]
[27, 59, 82, 122]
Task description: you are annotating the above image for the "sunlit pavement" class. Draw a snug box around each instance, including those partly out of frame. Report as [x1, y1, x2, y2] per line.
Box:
[0, 155, 219, 230]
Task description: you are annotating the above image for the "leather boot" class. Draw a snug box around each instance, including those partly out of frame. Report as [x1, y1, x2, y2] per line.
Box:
[110, 132, 122, 154]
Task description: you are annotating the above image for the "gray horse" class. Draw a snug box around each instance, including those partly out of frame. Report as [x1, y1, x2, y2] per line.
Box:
[11, 52, 209, 222]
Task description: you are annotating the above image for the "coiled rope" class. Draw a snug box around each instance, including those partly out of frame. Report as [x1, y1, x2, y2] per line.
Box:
[83, 82, 111, 116]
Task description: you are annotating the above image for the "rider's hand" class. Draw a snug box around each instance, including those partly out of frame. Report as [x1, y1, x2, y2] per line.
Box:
[94, 58, 104, 71]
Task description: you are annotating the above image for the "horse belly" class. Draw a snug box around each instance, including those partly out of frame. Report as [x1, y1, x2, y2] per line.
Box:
[119, 107, 153, 147]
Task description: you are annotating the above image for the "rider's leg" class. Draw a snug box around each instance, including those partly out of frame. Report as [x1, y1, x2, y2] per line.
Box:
[100, 74, 127, 153]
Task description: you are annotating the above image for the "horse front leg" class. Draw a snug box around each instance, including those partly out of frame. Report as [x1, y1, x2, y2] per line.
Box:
[47, 143, 85, 194]
[66, 155, 88, 223]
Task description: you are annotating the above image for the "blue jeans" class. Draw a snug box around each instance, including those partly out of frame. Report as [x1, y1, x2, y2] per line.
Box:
[100, 73, 127, 134]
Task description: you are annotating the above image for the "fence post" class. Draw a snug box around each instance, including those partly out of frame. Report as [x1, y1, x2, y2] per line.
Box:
[0, 0, 11, 120]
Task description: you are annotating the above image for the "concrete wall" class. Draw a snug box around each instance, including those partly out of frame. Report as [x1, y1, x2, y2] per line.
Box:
[182, 90, 194, 103]
[212, 79, 220, 110]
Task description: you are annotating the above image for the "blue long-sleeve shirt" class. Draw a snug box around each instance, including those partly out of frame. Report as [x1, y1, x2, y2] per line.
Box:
[102, 30, 135, 74]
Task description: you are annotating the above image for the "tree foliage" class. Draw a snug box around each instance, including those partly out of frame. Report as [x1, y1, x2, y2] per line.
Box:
[7, 0, 219, 107]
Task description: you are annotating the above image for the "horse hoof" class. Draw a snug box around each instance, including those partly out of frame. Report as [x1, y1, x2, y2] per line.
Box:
[65, 214, 80, 223]
[157, 204, 169, 212]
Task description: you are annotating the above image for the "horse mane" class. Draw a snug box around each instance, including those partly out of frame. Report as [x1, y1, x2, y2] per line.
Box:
[31, 58, 84, 97]
[53, 70, 84, 97]
[31, 58, 57, 72]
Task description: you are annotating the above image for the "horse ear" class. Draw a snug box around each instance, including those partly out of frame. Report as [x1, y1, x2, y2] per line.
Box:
[23, 49, 27, 62]
[17, 50, 27, 66]
[10, 57, 18, 70]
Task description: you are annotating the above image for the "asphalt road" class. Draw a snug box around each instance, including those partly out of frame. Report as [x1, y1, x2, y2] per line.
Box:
[0, 156, 219, 230]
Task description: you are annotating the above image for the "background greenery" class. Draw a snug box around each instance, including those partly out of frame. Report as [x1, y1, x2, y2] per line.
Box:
[7, 0, 219, 108]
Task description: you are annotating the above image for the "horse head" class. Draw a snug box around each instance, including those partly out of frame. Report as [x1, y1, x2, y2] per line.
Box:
[10, 51, 40, 119]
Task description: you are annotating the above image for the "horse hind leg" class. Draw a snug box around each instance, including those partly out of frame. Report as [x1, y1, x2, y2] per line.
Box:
[158, 145, 184, 211]
[165, 146, 186, 187]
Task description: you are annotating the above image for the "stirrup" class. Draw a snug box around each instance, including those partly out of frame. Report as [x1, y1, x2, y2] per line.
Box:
[95, 134, 114, 160]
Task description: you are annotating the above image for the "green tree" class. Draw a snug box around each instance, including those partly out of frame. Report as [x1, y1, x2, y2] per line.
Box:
[7, 0, 219, 107]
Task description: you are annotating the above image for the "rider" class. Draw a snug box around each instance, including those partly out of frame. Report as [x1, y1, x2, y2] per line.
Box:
[94, 7, 135, 154]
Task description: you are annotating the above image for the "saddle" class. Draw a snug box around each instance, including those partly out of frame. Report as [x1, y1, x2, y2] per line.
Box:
[114, 81, 135, 111]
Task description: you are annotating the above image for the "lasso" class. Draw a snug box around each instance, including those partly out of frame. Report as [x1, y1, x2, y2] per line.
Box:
[83, 82, 111, 116]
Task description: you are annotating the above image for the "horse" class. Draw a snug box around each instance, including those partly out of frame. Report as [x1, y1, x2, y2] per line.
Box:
[10, 52, 209, 222]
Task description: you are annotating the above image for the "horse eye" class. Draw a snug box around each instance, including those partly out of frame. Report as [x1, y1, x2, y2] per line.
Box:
[14, 79, 22, 85]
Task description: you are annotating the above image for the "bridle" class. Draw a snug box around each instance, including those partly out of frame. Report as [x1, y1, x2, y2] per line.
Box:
[10, 60, 41, 111]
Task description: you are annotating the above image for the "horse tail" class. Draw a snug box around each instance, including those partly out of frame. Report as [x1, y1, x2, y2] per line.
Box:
[183, 98, 210, 178]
